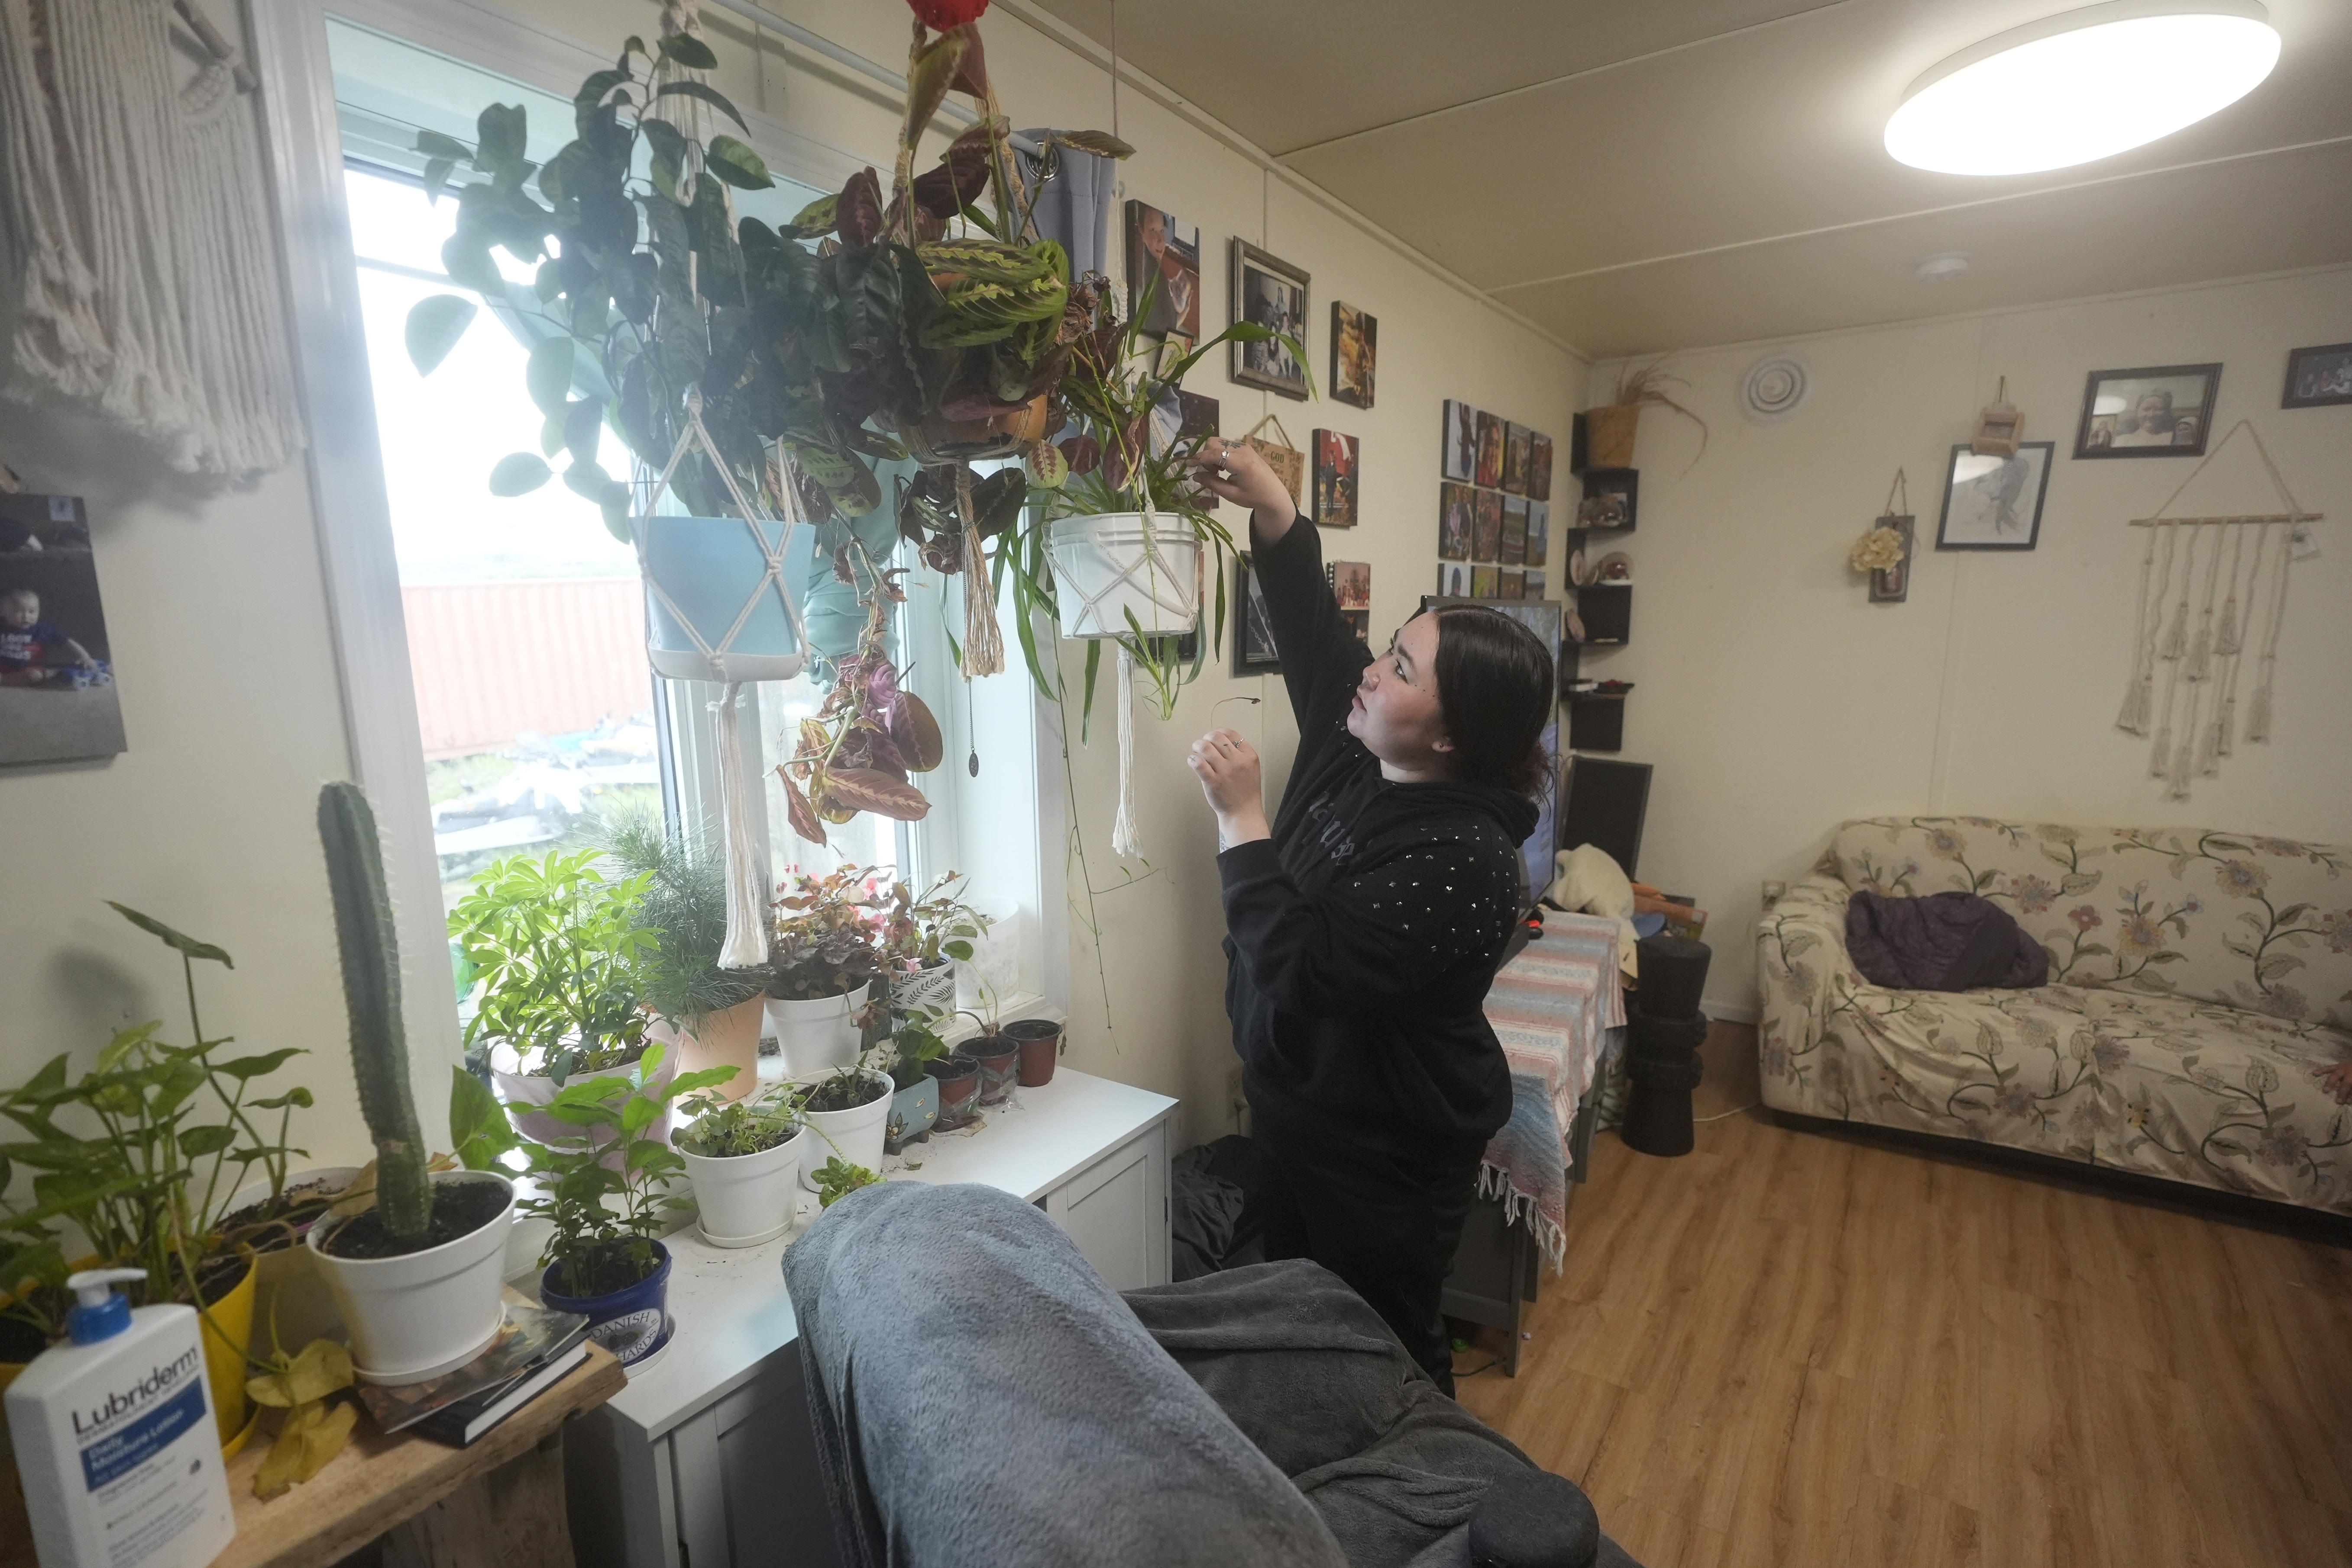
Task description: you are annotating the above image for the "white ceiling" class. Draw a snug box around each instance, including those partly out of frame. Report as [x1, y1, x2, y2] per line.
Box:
[1025, 0, 2352, 357]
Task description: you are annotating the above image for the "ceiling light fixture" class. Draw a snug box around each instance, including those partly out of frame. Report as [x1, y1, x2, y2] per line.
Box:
[1885, 1, 2281, 176]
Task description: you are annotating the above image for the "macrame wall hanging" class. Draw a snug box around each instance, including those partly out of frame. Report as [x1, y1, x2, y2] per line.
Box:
[2113, 420, 2321, 801]
[0, 0, 302, 475]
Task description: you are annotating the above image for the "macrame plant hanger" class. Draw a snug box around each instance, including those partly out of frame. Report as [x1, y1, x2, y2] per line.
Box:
[636, 391, 812, 967]
[2113, 419, 2320, 800]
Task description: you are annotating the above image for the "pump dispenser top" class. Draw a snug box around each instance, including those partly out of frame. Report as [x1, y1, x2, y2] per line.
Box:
[63, 1267, 145, 1345]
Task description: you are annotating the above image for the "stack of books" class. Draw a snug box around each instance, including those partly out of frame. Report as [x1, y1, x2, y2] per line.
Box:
[354, 1294, 591, 1448]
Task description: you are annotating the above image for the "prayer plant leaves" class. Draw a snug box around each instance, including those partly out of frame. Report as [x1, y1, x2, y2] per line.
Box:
[404, 294, 477, 375]
[705, 134, 773, 191]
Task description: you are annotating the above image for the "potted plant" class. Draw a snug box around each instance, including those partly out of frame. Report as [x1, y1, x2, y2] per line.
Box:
[307, 784, 518, 1387]
[450, 847, 670, 1148]
[766, 865, 889, 1077]
[672, 1085, 800, 1248]
[788, 1051, 895, 1194]
[948, 987, 1022, 1109]
[1582, 359, 1708, 471]
[1003, 1017, 1064, 1089]
[881, 1011, 951, 1154]
[500, 1040, 731, 1368]
[877, 871, 988, 1016]
[605, 810, 771, 1102]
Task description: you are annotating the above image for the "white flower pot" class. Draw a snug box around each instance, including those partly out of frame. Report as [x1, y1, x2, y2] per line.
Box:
[891, 960, 957, 1017]
[766, 990, 861, 1079]
[793, 1070, 893, 1192]
[493, 1041, 677, 1158]
[681, 1128, 804, 1248]
[1045, 512, 1203, 639]
[306, 1171, 516, 1386]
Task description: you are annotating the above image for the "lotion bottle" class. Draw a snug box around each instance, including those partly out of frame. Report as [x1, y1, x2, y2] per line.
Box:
[4, 1267, 235, 1568]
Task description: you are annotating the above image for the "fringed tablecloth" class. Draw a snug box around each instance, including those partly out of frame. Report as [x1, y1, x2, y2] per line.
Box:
[1480, 914, 1625, 1271]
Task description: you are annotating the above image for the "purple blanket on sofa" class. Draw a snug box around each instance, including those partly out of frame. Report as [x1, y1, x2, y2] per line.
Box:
[1846, 890, 2048, 992]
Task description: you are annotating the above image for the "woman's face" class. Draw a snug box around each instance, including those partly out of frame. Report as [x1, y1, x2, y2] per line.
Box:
[1349, 613, 1452, 773]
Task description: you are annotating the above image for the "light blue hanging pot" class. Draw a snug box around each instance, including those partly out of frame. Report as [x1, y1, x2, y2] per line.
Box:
[635, 513, 818, 683]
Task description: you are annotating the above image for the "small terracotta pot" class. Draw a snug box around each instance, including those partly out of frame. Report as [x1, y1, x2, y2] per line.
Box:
[1583, 404, 1640, 469]
[956, 1035, 1021, 1106]
[1004, 1018, 1063, 1087]
[927, 1057, 982, 1129]
[904, 393, 1056, 465]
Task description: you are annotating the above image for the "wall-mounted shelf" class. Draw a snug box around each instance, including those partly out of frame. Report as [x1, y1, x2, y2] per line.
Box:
[1573, 581, 1631, 646]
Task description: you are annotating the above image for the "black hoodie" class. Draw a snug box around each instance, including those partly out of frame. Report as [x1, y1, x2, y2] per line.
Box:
[1219, 519, 1540, 1163]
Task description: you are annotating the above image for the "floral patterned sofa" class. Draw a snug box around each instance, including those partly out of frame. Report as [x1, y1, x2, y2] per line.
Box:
[1757, 818, 2352, 1216]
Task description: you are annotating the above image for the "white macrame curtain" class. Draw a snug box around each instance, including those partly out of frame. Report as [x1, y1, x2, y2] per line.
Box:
[0, 0, 302, 475]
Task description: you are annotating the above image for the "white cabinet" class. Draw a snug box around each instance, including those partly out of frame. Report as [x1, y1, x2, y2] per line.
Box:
[567, 1071, 1177, 1568]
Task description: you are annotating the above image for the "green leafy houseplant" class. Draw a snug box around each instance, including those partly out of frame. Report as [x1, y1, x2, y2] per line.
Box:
[813, 1155, 879, 1210]
[767, 864, 889, 1002]
[450, 848, 658, 1086]
[672, 1088, 798, 1160]
[601, 808, 769, 1033]
[877, 871, 987, 971]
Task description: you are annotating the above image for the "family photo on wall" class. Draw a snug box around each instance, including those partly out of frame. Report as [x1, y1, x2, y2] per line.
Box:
[1231, 241, 1310, 399]
[0, 493, 124, 766]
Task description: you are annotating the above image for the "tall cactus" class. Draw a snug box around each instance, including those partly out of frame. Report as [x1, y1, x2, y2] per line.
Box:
[317, 782, 432, 1243]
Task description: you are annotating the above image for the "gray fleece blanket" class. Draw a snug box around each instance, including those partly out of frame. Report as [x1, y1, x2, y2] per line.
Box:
[781, 1180, 1350, 1568]
[1127, 1261, 1639, 1568]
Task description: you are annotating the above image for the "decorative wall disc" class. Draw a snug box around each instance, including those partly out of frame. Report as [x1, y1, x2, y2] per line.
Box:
[1738, 352, 1815, 425]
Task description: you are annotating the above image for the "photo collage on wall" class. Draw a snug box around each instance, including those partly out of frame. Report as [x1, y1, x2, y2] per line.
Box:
[1437, 399, 1551, 600]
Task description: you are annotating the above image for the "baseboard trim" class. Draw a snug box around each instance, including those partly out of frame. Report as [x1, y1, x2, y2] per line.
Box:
[1770, 1109, 2352, 1248]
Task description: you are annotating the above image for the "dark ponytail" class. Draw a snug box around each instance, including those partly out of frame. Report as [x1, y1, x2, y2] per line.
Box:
[1427, 606, 1556, 797]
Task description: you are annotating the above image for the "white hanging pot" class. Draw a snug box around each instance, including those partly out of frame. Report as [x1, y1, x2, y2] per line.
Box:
[765, 990, 862, 1079]
[1046, 512, 1203, 640]
[306, 1171, 517, 1386]
[636, 514, 818, 682]
[794, 1071, 894, 1191]
[681, 1126, 804, 1248]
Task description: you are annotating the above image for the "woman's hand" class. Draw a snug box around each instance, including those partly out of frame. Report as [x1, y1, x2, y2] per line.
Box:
[1187, 438, 1296, 545]
[1188, 728, 1271, 850]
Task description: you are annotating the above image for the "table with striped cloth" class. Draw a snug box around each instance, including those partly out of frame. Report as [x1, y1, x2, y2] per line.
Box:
[1479, 913, 1625, 1271]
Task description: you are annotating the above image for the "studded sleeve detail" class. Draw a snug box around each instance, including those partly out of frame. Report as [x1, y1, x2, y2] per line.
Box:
[1219, 834, 1522, 1017]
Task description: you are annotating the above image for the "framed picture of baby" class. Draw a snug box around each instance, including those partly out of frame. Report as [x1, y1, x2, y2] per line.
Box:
[0, 493, 125, 765]
[1123, 201, 1201, 340]
[2074, 363, 2221, 458]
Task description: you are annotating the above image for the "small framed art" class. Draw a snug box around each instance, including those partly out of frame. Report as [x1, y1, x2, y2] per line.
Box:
[1123, 202, 1201, 340]
[1470, 563, 1499, 598]
[1442, 401, 1479, 481]
[2282, 343, 2352, 409]
[1471, 490, 1503, 561]
[1230, 241, 1311, 399]
[1233, 554, 1282, 674]
[1331, 302, 1376, 409]
[1312, 430, 1359, 528]
[1529, 433, 1554, 501]
[1503, 423, 1532, 495]
[1436, 561, 1469, 598]
[1475, 412, 1504, 488]
[2074, 364, 2220, 457]
[1501, 496, 1528, 564]
[1526, 499, 1550, 567]
[1438, 483, 1472, 560]
[1935, 443, 2053, 550]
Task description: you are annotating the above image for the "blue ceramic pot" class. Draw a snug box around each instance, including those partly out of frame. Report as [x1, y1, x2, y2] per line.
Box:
[888, 1075, 939, 1150]
[542, 1241, 673, 1370]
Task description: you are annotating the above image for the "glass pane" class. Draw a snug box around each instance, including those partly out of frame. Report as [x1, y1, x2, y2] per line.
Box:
[343, 164, 660, 918]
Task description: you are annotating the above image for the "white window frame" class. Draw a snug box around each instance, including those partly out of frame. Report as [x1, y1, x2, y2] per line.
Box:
[249, 0, 1067, 1118]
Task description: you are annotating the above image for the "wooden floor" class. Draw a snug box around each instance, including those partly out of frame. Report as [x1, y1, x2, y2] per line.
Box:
[1456, 1022, 2352, 1568]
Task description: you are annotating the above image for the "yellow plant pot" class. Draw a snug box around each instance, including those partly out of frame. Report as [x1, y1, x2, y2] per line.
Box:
[200, 1256, 261, 1457]
[1584, 404, 1640, 469]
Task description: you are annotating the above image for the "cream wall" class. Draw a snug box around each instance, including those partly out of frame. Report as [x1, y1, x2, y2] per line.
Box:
[1579, 268, 2352, 1013]
[0, 0, 1582, 1158]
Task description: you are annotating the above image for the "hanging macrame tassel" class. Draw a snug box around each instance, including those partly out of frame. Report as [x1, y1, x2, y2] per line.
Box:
[2216, 695, 2236, 758]
[2245, 666, 2274, 743]
[2193, 716, 2221, 779]
[2148, 727, 2172, 779]
[2114, 521, 2163, 734]
[2115, 674, 2152, 735]
[712, 683, 771, 968]
[956, 467, 1005, 678]
[1110, 644, 1142, 860]
[2157, 526, 2195, 659]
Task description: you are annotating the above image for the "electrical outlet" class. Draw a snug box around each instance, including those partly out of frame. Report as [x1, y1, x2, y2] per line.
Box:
[1761, 879, 1787, 908]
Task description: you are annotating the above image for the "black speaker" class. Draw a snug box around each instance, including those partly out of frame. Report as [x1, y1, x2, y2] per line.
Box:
[1558, 757, 1650, 878]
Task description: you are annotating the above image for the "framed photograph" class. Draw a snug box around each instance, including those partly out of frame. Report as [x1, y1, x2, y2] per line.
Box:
[1312, 430, 1359, 528]
[1331, 302, 1376, 409]
[1436, 562, 1469, 598]
[1500, 495, 1528, 565]
[1326, 559, 1371, 612]
[1233, 554, 1282, 674]
[1936, 442, 2054, 550]
[1524, 569, 1546, 599]
[1123, 202, 1201, 340]
[2282, 342, 2352, 409]
[1441, 400, 1479, 481]
[1475, 411, 1504, 488]
[1502, 423, 1532, 495]
[1870, 516, 1915, 603]
[1526, 499, 1550, 567]
[1529, 433, 1554, 501]
[1230, 240, 1310, 399]
[0, 494, 125, 765]
[1471, 490, 1503, 561]
[1470, 563, 1499, 598]
[2074, 363, 2220, 457]
[1499, 569, 1524, 600]
[1438, 482, 1472, 560]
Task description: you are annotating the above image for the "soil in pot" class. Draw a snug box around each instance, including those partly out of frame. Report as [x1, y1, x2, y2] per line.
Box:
[927, 1057, 981, 1129]
[1004, 1018, 1063, 1088]
[317, 1179, 511, 1261]
[802, 1072, 889, 1115]
[213, 1172, 349, 1253]
[547, 1237, 663, 1301]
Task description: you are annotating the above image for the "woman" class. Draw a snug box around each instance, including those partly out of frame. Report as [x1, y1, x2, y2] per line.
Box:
[1185, 437, 1555, 1393]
